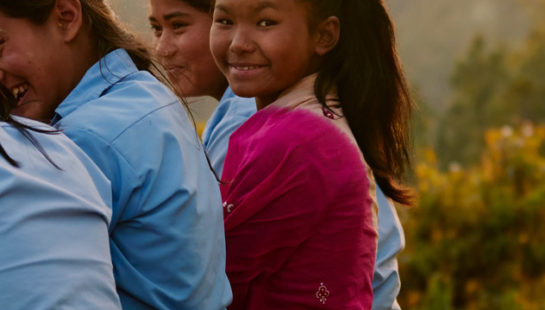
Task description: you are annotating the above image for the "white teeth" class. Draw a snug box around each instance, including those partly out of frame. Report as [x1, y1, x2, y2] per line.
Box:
[11, 84, 28, 100]
[236, 66, 257, 71]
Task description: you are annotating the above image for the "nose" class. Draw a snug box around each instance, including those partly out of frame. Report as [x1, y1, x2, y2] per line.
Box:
[154, 32, 176, 58]
[229, 27, 256, 54]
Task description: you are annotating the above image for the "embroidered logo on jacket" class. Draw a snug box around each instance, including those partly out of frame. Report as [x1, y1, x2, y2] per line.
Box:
[223, 201, 234, 213]
[315, 282, 330, 304]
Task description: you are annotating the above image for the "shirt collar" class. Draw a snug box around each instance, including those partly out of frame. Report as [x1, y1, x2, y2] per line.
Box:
[220, 87, 236, 102]
[53, 49, 138, 124]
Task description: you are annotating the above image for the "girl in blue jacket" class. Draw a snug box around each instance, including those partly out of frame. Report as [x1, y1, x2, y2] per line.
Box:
[0, 1, 231, 309]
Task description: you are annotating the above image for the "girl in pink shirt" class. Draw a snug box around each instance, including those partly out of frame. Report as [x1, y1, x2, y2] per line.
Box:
[210, 0, 413, 308]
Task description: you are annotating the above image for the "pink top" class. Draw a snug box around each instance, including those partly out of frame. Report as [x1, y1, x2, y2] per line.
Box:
[221, 75, 378, 309]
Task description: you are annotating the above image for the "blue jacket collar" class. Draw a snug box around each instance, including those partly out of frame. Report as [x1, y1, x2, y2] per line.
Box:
[53, 49, 138, 124]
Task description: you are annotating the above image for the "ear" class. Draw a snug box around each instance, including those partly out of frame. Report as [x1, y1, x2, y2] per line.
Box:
[53, 0, 83, 43]
[314, 16, 340, 56]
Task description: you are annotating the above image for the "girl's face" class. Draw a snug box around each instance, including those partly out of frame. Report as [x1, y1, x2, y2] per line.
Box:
[149, 0, 227, 100]
[0, 13, 69, 121]
[210, 0, 321, 107]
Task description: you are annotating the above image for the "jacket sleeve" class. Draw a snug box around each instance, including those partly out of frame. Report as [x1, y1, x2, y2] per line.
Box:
[372, 185, 405, 310]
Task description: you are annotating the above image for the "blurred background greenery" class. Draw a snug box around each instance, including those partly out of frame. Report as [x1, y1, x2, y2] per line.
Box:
[111, 0, 545, 308]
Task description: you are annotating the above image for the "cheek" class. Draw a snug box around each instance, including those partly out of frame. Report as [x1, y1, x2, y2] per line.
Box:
[209, 31, 228, 64]
[190, 34, 214, 66]
[178, 30, 211, 62]
[260, 33, 293, 63]
[271, 40, 314, 75]
[1, 49, 28, 76]
[28, 58, 52, 89]
[173, 36, 195, 60]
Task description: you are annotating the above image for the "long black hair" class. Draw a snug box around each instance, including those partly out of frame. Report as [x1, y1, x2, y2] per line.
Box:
[0, 85, 60, 168]
[305, 0, 413, 205]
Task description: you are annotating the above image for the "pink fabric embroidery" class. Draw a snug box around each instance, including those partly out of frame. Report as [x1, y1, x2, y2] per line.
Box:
[316, 283, 330, 304]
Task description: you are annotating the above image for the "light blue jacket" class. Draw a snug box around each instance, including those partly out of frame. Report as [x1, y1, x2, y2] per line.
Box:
[203, 88, 405, 310]
[0, 118, 121, 309]
[52, 49, 231, 310]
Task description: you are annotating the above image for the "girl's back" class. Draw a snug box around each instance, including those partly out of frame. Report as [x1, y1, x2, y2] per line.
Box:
[221, 78, 377, 309]
[0, 118, 120, 310]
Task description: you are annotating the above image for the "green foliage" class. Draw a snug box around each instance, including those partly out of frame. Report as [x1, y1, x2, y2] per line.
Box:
[435, 36, 510, 168]
[411, 87, 437, 154]
[432, 18, 545, 168]
[401, 5, 545, 307]
[400, 124, 545, 309]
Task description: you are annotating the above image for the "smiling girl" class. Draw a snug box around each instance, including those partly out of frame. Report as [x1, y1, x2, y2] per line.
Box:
[0, 1, 230, 309]
[149, 0, 227, 100]
[147, 0, 256, 177]
[210, 0, 413, 308]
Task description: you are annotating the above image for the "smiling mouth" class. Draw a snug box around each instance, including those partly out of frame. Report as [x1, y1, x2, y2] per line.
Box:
[230, 64, 266, 71]
[11, 84, 29, 104]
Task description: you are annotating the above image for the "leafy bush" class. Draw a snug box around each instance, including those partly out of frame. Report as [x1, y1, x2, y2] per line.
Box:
[399, 124, 545, 309]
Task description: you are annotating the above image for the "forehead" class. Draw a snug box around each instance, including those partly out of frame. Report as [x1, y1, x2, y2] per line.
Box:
[149, 0, 211, 21]
[214, 0, 307, 13]
[0, 14, 57, 56]
[150, 0, 196, 12]
[0, 14, 36, 34]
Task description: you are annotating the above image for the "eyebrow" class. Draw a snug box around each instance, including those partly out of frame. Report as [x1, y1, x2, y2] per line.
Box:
[148, 11, 191, 23]
[215, 0, 278, 14]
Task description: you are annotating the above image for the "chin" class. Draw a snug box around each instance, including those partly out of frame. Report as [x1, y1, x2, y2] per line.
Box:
[171, 83, 195, 98]
[229, 88, 256, 99]
[227, 82, 261, 98]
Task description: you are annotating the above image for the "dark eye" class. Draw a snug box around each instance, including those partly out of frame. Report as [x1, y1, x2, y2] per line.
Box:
[215, 18, 233, 26]
[172, 22, 189, 30]
[257, 20, 276, 27]
[150, 24, 162, 37]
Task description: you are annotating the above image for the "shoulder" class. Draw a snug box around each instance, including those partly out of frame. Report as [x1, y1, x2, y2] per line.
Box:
[112, 70, 179, 107]
[0, 123, 111, 212]
[59, 71, 194, 147]
[203, 90, 256, 145]
[221, 107, 371, 231]
[217, 91, 256, 117]
[1, 119, 86, 163]
[225, 107, 366, 185]
[232, 107, 358, 158]
[90, 70, 183, 126]
[214, 94, 256, 129]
